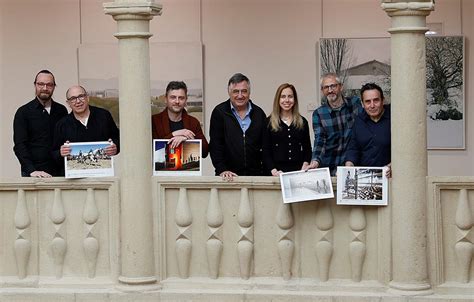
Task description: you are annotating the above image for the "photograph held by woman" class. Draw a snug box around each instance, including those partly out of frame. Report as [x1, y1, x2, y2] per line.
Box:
[262, 83, 312, 176]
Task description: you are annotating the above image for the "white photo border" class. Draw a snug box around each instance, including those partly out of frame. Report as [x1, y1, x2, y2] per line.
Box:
[64, 141, 114, 179]
[336, 166, 388, 206]
[153, 139, 202, 176]
[279, 167, 334, 204]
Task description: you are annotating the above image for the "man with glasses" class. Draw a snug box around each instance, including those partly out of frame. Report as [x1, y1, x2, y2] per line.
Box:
[209, 73, 266, 181]
[305, 73, 361, 175]
[52, 85, 119, 176]
[13, 70, 68, 177]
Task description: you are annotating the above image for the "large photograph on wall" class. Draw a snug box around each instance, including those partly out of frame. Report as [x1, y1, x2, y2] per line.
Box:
[78, 42, 204, 128]
[319, 36, 465, 149]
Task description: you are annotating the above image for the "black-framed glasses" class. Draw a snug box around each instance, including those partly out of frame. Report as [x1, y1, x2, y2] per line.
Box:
[322, 83, 339, 91]
[35, 82, 55, 89]
[67, 94, 87, 103]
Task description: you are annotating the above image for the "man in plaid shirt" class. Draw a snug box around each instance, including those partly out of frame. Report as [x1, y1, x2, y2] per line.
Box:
[304, 73, 361, 175]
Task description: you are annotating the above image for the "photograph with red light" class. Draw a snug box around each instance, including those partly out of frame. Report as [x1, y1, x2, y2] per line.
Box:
[153, 139, 202, 176]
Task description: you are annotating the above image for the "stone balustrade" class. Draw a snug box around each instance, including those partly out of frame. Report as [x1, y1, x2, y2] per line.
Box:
[0, 176, 471, 300]
[153, 176, 390, 291]
[0, 178, 120, 287]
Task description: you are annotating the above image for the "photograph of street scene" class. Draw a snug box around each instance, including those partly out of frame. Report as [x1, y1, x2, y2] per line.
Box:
[337, 167, 388, 206]
[65, 142, 114, 178]
[153, 139, 202, 176]
[280, 168, 334, 203]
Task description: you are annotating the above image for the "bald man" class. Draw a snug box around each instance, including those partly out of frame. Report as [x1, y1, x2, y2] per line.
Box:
[52, 85, 119, 175]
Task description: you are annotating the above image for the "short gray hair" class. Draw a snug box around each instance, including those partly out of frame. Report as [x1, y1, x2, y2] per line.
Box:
[320, 72, 341, 87]
[227, 73, 251, 90]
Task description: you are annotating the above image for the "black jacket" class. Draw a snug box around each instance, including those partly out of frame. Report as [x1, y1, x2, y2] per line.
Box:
[52, 106, 120, 175]
[13, 98, 68, 176]
[209, 100, 266, 176]
[262, 116, 312, 175]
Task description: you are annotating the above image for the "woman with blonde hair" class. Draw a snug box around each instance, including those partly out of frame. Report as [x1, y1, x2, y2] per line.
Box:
[262, 83, 312, 176]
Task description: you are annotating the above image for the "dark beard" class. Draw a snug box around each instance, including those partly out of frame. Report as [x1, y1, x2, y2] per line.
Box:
[37, 92, 52, 101]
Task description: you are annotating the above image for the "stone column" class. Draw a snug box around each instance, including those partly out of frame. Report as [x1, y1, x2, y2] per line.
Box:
[103, 1, 162, 289]
[381, 1, 434, 295]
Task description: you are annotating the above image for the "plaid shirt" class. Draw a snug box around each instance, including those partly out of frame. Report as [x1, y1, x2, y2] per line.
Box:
[311, 96, 361, 175]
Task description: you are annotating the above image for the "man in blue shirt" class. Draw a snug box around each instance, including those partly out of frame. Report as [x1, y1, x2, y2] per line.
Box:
[306, 73, 361, 175]
[209, 73, 266, 181]
[345, 82, 391, 177]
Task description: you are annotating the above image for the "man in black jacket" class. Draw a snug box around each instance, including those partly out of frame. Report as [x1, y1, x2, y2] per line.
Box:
[209, 73, 266, 181]
[13, 70, 68, 177]
[52, 85, 119, 176]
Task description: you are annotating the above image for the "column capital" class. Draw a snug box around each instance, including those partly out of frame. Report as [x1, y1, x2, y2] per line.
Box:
[104, 1, 162, 19]
[381, 1, 434, 15]
[103, 1, 162, 39]
[381, 1, 434, 33]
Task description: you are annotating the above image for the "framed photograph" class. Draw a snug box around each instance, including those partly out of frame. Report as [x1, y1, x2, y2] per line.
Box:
[64, 141, 114, 179]
[336, 166, 388, 206]
[153, 139, 202, 176]
[319, 36, 465, 149]
[279, 168, 334, 204]
[78, 42, 204, 129]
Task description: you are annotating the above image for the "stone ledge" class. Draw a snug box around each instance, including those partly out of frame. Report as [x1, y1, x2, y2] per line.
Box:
[0, 287, 472, 302]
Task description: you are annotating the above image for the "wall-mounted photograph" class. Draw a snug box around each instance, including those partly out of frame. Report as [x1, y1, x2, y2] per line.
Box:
[279, 168, 334, 203]
[153, 139, 202, 176]
[64, 141, 114, 178]
[319, 36, 464, 149]
[78, 42, 204, 129]
[336, 166, 388, 206]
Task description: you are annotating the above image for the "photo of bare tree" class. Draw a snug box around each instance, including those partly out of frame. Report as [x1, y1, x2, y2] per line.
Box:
[319, 36, 464, 149]
[426, 36, 464, 149]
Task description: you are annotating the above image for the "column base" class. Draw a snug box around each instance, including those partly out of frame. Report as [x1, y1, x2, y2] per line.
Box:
[388, 281, 433, 296]
[117, 276, 160, 292]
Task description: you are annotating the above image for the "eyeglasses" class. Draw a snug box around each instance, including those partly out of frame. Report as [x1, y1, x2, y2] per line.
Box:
[35, 82, 55, 89]
[231, 89, 249, 96]
[67, 94, 87, 103]
[321, 83, 340, 91]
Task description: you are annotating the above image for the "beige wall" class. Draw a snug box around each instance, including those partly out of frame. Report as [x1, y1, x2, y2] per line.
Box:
[1, 0, 471, 177]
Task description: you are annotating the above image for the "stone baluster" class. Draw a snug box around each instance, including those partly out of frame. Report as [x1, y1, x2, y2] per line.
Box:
[382, 0, 435, 295]
[349, 207, 366, 282]
[315, 202, 333, 281]
[237, 188, 253, 279]
[206, 188, 223, 279]
[454, 189, 473, 283]
[14, 189, 31, 279]
[83, 188, 100, 278]
[175, 188, 192, 278]
[276, 202, 294, 280]
[104, 0, 162, 286]
[49, 188, 67, 279]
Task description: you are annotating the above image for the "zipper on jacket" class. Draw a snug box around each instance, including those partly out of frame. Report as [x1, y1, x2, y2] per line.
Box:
[243, 133, 247, 173]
